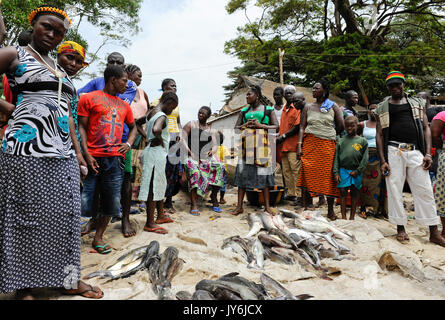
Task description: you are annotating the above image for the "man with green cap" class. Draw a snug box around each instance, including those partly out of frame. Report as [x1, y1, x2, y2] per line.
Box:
[374, 71, 445, 246]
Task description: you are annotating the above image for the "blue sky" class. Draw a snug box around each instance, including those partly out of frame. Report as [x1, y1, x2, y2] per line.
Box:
[74, 0, 260, 124]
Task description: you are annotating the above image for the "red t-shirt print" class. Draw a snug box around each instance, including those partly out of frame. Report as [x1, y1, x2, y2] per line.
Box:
[77, 90, 134, 157]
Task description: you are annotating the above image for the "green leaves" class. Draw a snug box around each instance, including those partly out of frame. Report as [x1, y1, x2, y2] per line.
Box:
[2, 0, 143, 77]
[224, 0, 445, 102]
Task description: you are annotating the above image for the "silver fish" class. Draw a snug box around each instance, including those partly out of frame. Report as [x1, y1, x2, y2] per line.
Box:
[218, 273, 267, 299]
[159, 247, 179, 283]
[298, 217, 358, 243]
[294, 217, 330, 233]
[288, 228, 322, 241]
[258, 232, 293, 249]
[176, 291, 193, 300]
[270, 247, 297, 265]
[295, 247, 317, 268]
[196, 279, 259, 300]
[319, 248, 350, 261]
[244, 213, 263, 238]
[248, 238, 265, 270]
[193, 290, 216, 300]
[261, 273, 312, 300]
[84, 242, 159, 280]
[222, 236, 254, 263]
[269, 228, 303, 249]
[259, 212, 276, 231]
[271, 214, 289, 232]
[279, 208, 300, 219]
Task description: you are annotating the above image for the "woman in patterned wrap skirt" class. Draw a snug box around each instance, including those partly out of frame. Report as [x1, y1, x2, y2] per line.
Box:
[0, 6, 102, 299]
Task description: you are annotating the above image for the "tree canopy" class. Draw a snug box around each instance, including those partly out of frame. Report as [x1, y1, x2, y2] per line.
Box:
[224, 0, 445, 103]
[1, 0, 143, 78]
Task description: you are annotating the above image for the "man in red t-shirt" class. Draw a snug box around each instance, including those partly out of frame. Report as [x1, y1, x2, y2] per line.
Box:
[277, 89, 303, 206]
[78, 65, 137, 254]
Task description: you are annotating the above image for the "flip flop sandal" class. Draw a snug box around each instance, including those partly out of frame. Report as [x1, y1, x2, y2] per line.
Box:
[144, 226, 168, 234]
[190, 209, 200, 216]
[93, 244, 112, 254]
[219, 199, 226, 204]
[211, 206, 222, 213]
[63, 284, 104, 299]
[155, 216, 174, 224]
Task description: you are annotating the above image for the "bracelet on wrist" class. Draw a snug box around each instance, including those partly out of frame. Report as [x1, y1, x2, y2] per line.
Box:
[125, 142, 131, 148]
[425, 153, 432, 158]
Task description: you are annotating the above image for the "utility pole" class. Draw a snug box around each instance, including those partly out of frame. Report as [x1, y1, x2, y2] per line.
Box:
[278, 48, 285, 85]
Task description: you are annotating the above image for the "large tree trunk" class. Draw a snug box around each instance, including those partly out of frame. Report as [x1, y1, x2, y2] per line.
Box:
[333, 0, 361, 34]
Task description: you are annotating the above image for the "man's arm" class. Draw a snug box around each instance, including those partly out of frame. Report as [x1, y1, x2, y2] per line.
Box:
[422, 108, 433, 170]
[78, 115, 99, 174]
[375, 114, 390, 175]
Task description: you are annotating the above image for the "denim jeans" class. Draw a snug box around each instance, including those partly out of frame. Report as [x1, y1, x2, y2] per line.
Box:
[81, 156, 124, 218]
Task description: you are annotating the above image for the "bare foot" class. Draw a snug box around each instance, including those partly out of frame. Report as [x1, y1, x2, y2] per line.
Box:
[121, 218, 136, 238]
[61, 280, 103, 299]
[316, 197, 326, 208]
[81, 219, 96, 236]
[396, 231, 410, 243]
[328, 212, 337, 221]
[230, 208, 244, 216]
[430, 230, 445, 247]
[15, 289, 34, 300]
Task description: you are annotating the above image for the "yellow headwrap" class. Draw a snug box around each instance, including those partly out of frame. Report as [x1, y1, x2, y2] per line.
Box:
[57, 41, 89, 67]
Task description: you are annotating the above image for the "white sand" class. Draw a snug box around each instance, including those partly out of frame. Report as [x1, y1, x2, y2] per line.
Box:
[2, 189, 445, 300]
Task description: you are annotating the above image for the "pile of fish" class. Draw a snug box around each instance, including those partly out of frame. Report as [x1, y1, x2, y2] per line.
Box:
[84, 241, 185, 300]
[148, 246, 185, 300]
[222, 209, 357, 271]
[176, 272, 313, 300]
[84, 241, 160, 281]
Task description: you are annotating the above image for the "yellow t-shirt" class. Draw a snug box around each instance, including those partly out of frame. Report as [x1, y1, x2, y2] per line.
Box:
[217, 145, 230, 170]
[151, 96, 180, 133]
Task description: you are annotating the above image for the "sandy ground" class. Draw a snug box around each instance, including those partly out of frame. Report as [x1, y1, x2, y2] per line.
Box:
[2, 185, 445, 300]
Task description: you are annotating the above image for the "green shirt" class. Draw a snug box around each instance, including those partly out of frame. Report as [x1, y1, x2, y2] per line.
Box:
[242, 105, 274, 124]
[333, 135, 369, 175]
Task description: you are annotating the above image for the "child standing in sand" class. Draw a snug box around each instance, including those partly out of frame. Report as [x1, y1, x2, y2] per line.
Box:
[138, 92, 178, 234]
[334, 116, 369, 220]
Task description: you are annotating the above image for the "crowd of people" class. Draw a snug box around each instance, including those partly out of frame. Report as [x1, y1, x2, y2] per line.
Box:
[0, 5, 445, 300]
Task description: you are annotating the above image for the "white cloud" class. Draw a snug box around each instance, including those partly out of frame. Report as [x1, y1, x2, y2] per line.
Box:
[75, 0, 260, 125]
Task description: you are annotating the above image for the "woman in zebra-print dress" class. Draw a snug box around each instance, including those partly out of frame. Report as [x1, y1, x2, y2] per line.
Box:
[0, 6, 103, 299]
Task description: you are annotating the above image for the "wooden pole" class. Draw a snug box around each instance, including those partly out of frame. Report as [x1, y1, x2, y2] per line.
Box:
[278, 48, 285, 85]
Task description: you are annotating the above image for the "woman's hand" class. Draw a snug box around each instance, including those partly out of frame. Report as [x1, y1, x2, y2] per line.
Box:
[76, 152, 88, 179]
